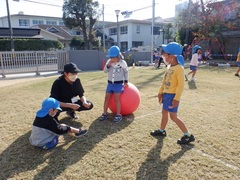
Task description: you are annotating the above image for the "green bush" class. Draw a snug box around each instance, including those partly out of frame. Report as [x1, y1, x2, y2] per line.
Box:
[0, 39, 63, 51]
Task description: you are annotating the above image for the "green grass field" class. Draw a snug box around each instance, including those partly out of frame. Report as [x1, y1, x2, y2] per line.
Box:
[0, 65, 239, 179]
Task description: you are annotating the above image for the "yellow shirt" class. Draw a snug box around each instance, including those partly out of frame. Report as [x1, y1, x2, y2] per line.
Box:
[159, 64, 184, 101]
[237, 52, 240, 62]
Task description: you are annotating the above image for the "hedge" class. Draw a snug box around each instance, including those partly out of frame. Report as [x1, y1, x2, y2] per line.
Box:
[0, 39, 63, 51]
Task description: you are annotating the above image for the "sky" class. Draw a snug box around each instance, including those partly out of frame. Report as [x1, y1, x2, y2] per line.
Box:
[0, 0, 186, 22]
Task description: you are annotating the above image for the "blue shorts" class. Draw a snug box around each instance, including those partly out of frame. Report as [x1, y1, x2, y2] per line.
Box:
[237, 62, 240, 67]
[106, 83, 124, 93]
[162, 93, 179, 113]
[190, 65, 197, 71]
[39, 136, 59, 150]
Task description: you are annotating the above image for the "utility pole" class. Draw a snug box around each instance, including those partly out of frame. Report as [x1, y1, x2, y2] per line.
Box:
[184, 0, 191, 44]
[115, 10, 120, 47]
[151, 0, 155, 64]
[102, 4, 106, 52]
[6, 0, 14, 51]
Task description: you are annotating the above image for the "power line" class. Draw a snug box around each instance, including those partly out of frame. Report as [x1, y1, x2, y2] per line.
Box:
[14, 0, 62, 7]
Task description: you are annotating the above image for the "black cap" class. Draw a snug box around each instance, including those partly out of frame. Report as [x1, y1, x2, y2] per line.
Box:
[63, 63, 81, 73]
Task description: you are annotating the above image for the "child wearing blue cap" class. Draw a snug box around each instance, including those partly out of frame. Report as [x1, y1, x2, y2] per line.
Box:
[29, 98, 87, 150]
[185, 45, 201, 81]
[150, 42, 195, 144]
[99, 45, 129, 123]
[234, 48, 240, 77]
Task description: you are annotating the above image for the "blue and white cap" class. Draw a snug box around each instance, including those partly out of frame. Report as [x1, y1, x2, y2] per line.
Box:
[193, 45, 201, 54]
[36, 98, 62, 117]
[162, 42, 184, 66]
[108, 45, 124, 59]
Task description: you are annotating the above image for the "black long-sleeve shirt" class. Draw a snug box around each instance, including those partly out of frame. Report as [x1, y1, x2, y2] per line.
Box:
[29, 114, 70, 147]
[50, 75, 85, 103]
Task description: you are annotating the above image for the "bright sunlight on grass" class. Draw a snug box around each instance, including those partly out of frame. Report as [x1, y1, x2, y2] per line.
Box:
[0, 65, 239, 179]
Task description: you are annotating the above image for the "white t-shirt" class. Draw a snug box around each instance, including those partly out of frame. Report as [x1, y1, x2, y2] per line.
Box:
[190, 53, 199, 66]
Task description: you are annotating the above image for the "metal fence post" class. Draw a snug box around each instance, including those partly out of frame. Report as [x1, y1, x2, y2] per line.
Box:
[35, 51, 40, 75]
[0, 52, 6, 78]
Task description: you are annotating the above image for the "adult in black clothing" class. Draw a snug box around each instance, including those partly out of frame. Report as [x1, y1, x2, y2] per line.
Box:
[157, 56, 165, 68]
[50, 62, 93, 119]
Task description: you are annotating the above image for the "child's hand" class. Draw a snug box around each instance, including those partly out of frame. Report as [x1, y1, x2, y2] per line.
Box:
[108, 60, 117, 66]
[158, 93, 163, 104]
[83, 102, 91, 108]
[169, 99, 179, 108]
[124, 82, 128, 86]
[70, 103, 81, 110]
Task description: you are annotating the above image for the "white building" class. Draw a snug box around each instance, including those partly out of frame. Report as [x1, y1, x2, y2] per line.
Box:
[0, 13, 176, 51]
[0, 13, 65, 28]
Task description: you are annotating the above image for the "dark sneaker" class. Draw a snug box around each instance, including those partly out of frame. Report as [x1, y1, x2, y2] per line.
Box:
[99, 113, 109, 121]
[150, 129, 167, 137]
[235, 73, 239, 77]
[177, 134, 195, 144]
[113, 115, 123, 123]
[75, 129, 88, 137]
[66, 111, 79, 119]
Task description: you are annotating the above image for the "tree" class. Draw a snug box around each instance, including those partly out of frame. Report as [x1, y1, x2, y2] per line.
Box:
[62, 0, 100, 50]
[70, 36, 84, 50]
[177, 0, 240, 44]
[165, 23, 173, 43]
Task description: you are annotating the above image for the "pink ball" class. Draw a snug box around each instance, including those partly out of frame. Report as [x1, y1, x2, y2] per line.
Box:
[109, 82, 140, 115]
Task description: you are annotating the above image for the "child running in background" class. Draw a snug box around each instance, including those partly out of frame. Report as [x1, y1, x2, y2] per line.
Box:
[100, 45, 129, 123]
[29, 98, 87, 150]
[185, 45, 201, 81]
[235, 48, 240, 77]
[150, 42, 195, 144]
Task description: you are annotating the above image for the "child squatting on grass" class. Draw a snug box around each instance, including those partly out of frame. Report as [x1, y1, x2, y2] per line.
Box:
[29, 98, 87, 150]
[99, 45, 129, 123]
[150, 42, 195, 144]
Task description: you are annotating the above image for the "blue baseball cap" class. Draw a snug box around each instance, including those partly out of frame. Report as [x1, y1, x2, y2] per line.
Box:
[193, 45, 201, 54]
[162, 42, 182, 55]
[162, 42, 184, 66]
[108, 45, 123, 59]
[36, 98, 62, 117]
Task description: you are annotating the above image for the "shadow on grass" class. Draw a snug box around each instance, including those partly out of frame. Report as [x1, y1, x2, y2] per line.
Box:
[136, 137, 194, 180]
[0, 131, 64, 179]
[0, 117, 77, 179]
[0, 116, 133, 179]
[134, 70, 165, 90]
[33, 115, 133, 179]
[187, 80, 197, 89]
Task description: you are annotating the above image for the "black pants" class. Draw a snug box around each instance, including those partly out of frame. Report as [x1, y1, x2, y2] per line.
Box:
[55, 100, 94, 119]
[157, 57, 165, 68]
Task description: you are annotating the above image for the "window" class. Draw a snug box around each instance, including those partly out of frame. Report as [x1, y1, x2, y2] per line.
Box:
[32, 20, 44, 25]
[120, 26, 128, 34]
[59, 21, 65, 26]
[109, 28, 117, 35]
[47, 27, 59, 33]
[69, 30, 81, 35]
[46, 21, 57, 25]
[132, 41, 143, 47]
[136, 25, 140, 34]
[19, 19, 30, 27]
[151, 26, 160, 35]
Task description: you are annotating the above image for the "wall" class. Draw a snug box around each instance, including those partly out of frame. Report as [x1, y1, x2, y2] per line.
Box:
[69, 50, 108, 71]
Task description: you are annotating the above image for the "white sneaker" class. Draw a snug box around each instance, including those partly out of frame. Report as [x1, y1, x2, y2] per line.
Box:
[185, 74, 188, 81]
[191, 78, 195, 81]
